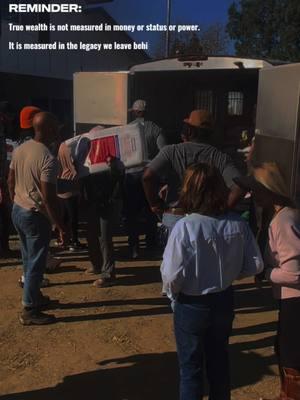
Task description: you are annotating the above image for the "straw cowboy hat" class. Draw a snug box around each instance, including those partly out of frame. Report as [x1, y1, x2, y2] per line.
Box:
[234, 162, 290, 199]
[184, 109, 213, 129]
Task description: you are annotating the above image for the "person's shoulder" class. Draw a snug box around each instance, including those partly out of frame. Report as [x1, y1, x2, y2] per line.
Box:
[183, 141, 217, 153]
[155, 143, 176, 157]
[179, 213, 212, 228]
[274, 207, 300, 228]
[13, 139, 31, 156]
[145, 120, 160, 129]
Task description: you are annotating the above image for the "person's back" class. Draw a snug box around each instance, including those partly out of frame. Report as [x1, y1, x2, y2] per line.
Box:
[12, 139, 57, 215]
[160, 163, 263, 400]
[143, 110, 243, 227]
[151, 141, 236, 207]
[162, 212, 261, 298]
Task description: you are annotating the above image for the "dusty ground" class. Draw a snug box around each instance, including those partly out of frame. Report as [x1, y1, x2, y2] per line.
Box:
[0, 232, 279, 400]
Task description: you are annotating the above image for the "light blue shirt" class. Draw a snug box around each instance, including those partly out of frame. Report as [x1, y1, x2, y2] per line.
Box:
[161, 213, 264, 298]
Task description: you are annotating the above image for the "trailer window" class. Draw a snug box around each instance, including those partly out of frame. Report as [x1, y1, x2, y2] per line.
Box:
[227, 91, 244, 116]
[195, 90, 213, 113]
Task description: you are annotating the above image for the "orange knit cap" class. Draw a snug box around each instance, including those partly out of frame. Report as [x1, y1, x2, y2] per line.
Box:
[20, 106, 41, 129]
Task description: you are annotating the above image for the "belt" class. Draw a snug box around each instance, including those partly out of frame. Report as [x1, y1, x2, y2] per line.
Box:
[177, 287, 233, 304]
[164, 208, 185, 216]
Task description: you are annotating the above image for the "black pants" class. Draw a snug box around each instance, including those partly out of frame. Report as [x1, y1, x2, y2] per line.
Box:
[123, 172, 157, 249]
[277, 297, 300, 368]
[86, 201, 115, 277]
[61, 196, 79, 243]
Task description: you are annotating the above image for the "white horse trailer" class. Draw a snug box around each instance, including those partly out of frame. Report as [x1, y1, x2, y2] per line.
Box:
[254, 63, 300, 205]
[73, 56, 300, 202]
[73, 56, 274, 147]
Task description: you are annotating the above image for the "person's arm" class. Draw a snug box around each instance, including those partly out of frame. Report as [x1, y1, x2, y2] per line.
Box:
[161, 221, 192, 298]
[228, 184, 246, 209]
[143, 147, 171, 214]
[265, 221, 300, 285]
[265, 266, 300, 285]
[142, 167, 165, 215]
[222, 159, 246, 209]
[40, 180, 66, 243]
[40, 156, 67, 244]
[7, 167, 15, 203]
[238, 223, 264, 279]
[156, 129, 167, 150]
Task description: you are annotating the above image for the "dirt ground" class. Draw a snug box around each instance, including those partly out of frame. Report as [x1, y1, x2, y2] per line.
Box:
[0, 232, 279, 400]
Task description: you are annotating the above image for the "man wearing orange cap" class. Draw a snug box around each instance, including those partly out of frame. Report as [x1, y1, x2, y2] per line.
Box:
[16, 106, 62, 287]
[143, 109, 244, 236]
[19, 106, 41, 144]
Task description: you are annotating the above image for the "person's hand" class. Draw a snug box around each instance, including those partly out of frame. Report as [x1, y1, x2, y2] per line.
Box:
[150, 205, 164, 219]
[55, 225, 68, 247]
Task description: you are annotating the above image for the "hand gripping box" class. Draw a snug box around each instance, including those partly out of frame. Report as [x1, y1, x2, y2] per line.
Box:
[65, 122, 146, 176]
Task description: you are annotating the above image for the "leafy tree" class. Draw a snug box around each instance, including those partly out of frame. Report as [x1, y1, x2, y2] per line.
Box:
[227, 0, 300, 61]
[154, 23, 229, 59]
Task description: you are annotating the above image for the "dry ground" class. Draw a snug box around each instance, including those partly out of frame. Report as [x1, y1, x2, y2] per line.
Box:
[0, 233, 279, 400]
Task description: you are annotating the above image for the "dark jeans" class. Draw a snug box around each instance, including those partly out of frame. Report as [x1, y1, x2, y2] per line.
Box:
[174, 287, 234, 400]
[11, 204, 51, 308]
[61, 195, 79, 243]
[124, 171, 157, 249]
[86, 201, 115, 277]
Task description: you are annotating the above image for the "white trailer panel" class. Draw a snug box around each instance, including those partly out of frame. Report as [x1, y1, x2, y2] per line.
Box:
[255, 63, 300, 202]
[73, 72, 129, 128]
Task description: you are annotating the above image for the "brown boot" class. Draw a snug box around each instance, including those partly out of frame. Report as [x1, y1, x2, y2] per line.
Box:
[282, 368, 300, 400]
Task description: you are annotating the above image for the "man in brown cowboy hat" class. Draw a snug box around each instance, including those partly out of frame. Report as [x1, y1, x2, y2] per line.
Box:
[143, 109, 244, 235]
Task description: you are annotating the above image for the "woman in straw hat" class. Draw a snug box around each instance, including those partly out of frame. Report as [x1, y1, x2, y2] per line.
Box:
[161, 163, 263, 400]
[234, 162, 300, 400]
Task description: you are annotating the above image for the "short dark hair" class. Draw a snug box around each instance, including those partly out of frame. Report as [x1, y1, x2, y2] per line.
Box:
[179, 163, 229, 215]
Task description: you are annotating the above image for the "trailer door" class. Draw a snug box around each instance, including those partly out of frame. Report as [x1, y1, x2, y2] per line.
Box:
[254, 63, 300, 204]
[73, 72, 129, 134]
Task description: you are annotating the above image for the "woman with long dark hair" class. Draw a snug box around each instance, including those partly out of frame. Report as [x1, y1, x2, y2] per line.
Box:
[161, 162, 264, 400]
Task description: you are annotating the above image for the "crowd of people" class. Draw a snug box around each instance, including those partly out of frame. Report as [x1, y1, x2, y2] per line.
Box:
[0, 99, 299, 400]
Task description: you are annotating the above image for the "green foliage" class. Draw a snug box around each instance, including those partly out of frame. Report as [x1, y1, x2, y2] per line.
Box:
[227, 0, 300, 61]
[154, 23, 228, 59]
[170, 23, 228, 57]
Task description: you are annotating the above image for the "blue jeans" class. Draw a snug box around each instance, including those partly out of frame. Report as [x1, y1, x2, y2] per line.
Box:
[12, 204, 51, 308]
[174, 287, 234, 400]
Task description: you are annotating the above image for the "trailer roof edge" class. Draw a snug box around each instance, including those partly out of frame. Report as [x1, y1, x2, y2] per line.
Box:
[129, 56, 287, 73]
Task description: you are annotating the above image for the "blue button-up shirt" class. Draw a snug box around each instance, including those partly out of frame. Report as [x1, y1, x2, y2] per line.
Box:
[161, 213, 264, 298]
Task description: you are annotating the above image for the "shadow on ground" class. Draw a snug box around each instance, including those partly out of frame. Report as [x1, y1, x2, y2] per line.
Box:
[0, 344, 276, 400]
